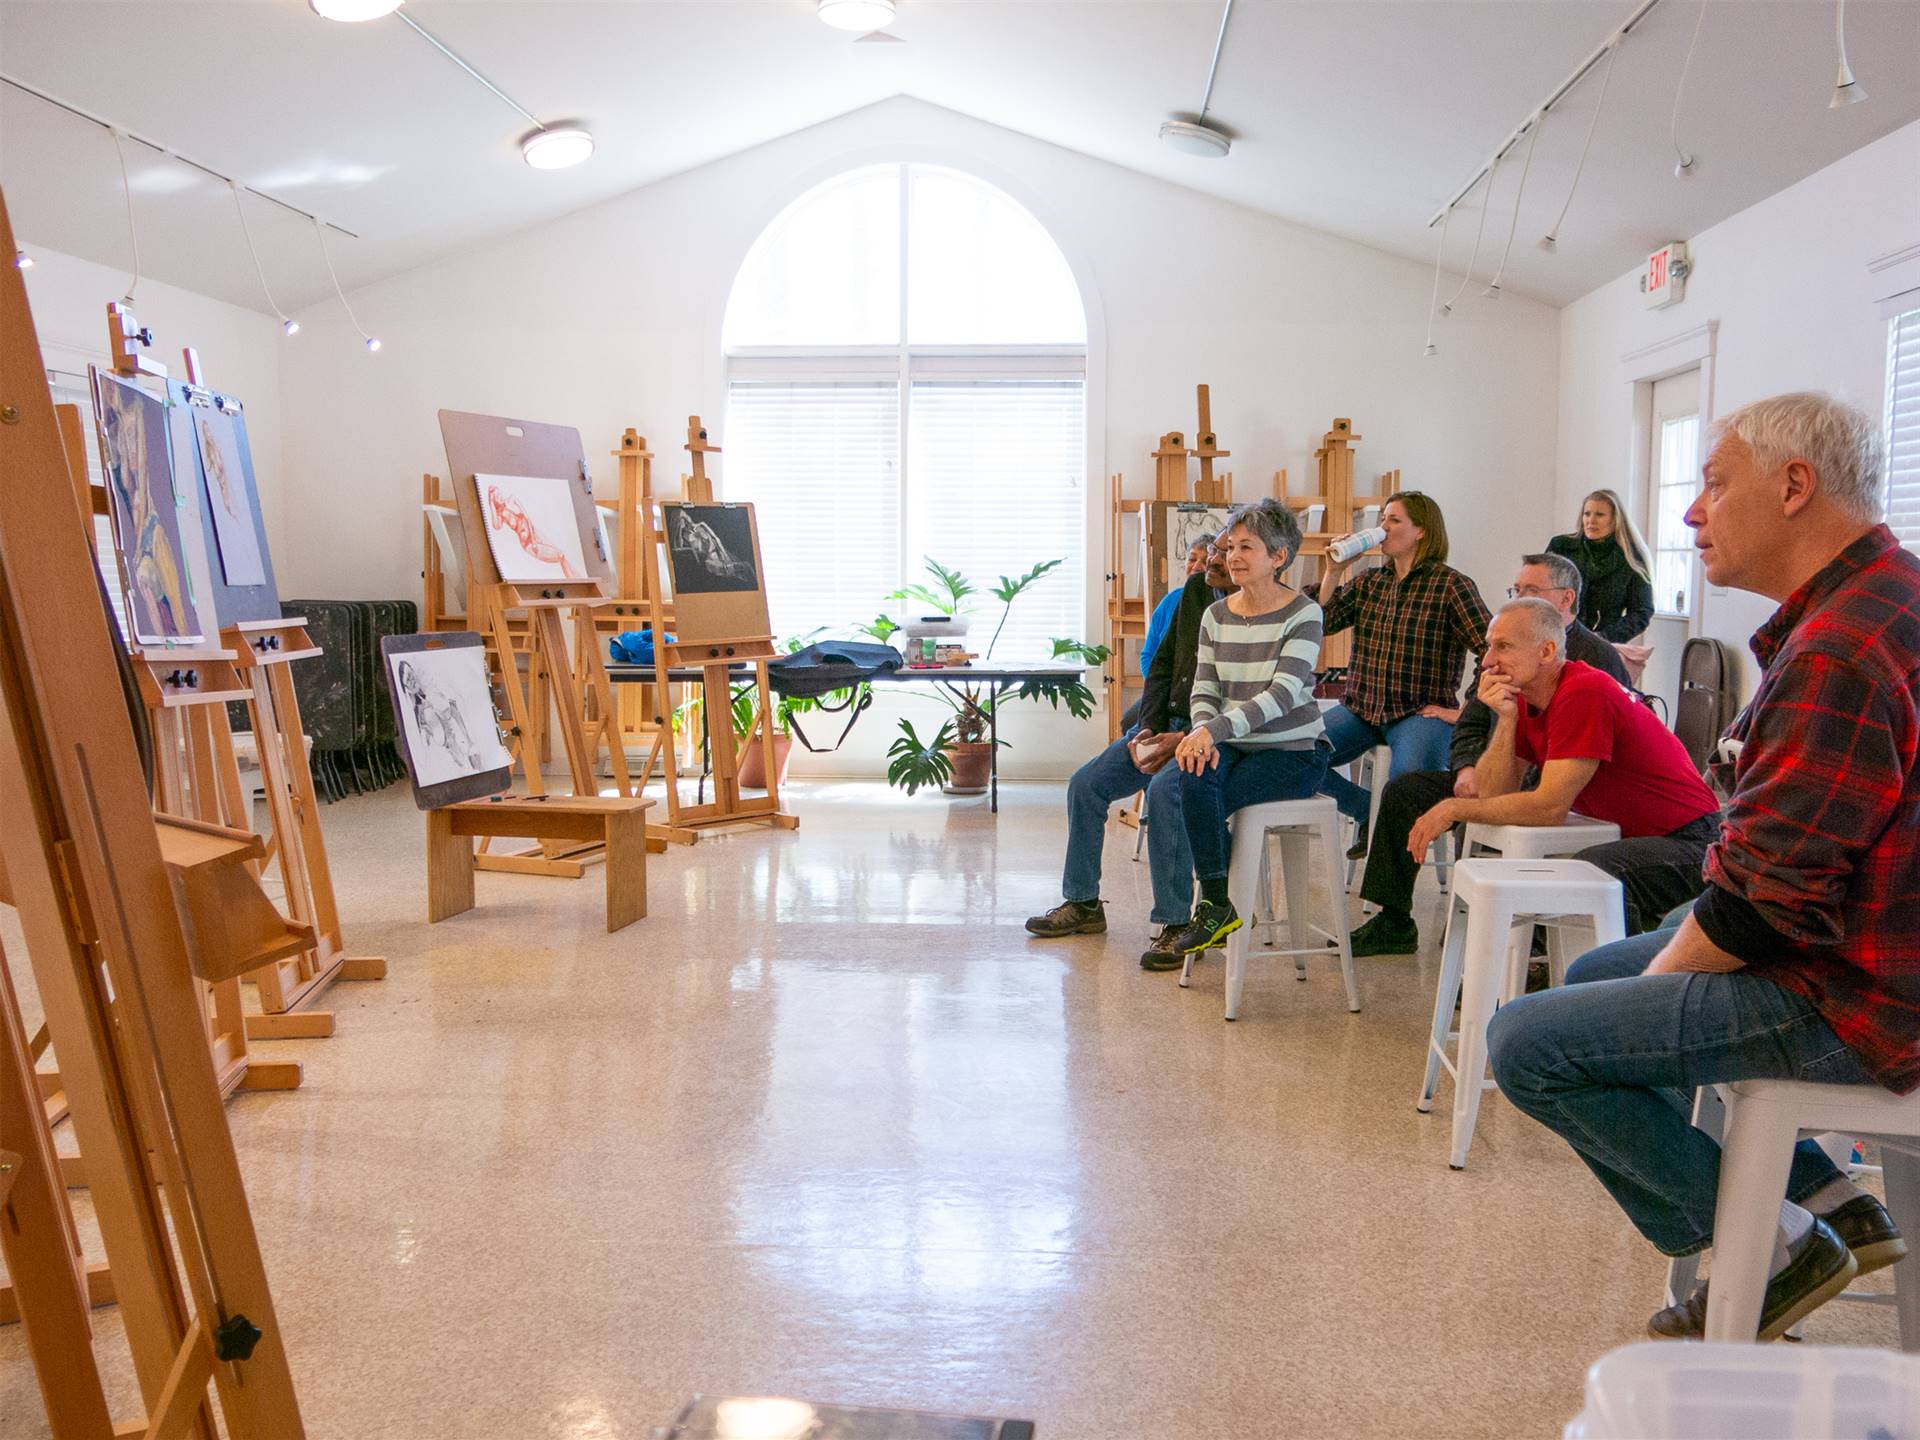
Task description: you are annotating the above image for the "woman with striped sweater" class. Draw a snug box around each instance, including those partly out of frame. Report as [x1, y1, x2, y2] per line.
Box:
[1154, 500, 1331, 966]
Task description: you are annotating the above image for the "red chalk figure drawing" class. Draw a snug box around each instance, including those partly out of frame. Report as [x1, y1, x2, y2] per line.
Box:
[473, 472, 590, 584]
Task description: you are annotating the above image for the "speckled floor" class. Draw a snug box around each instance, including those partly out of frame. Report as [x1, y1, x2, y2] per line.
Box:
[0, 781, 1901, 1438]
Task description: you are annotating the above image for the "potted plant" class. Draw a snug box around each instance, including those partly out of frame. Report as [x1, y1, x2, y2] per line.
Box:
[880, 557, 1107, 797]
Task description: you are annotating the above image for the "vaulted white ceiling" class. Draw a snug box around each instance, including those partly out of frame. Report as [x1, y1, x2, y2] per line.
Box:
[2, 0, 1915, 315]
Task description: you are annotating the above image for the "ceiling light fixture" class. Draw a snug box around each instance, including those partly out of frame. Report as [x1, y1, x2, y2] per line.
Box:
[1540, 38, 1622, 251]
[312, 217, 380, 355]
[1158, 0, 1237, 159]
[230, 182, 301, 337]
[14, 250, 32, 269]
[817, 0, 897, 32]
[309, 0, 403, 19]
[1483, 110, 1546, 298]
[393, 10, 594, 168]
[520, 124, 595, 170]
[1830, 0, 1867, 107]
[1669, 1, 1706, 178]
[1441, 152, 1498, 317]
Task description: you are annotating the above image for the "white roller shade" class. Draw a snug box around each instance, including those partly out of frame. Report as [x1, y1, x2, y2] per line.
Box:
[1888, 307, 1920, 553]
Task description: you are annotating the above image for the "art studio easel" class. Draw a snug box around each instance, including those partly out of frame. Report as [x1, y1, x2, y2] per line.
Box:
[1283, 416, 1401, 668]
[594, 427, 678, 766]
[101, 311, 384, 1040]
[628, 416, 797, 840]
[1, 187, 306, 1435]
[439, 408, 644, 875]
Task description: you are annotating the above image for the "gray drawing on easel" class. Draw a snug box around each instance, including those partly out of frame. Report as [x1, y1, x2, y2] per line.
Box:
[387, 647, 511, 788]
[1158, 505, 1234, 591]
[667, 505, 758, 594]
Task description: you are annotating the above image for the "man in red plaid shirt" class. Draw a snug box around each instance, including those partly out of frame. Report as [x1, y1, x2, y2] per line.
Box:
[1490, 392, 1920, 1341]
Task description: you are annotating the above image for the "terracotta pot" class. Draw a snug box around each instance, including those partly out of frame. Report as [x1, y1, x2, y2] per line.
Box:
[942, 740, 994, 796]
[739, 732, 793, 790]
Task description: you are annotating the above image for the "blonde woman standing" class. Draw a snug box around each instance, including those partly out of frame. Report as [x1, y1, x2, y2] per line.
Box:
[1547, 490, 1655, 642]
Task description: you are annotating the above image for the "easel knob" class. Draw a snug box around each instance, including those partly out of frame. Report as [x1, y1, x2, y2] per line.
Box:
[213, 1313, 264, 1362]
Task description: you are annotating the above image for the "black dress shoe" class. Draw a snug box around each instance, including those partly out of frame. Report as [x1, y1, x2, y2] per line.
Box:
[1648, 1217, 1857, 1342]
[1825, 1194, 1909, 1274]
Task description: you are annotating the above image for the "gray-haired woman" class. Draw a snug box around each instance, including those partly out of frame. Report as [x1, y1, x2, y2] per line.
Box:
[1151, 500, 1331, 966]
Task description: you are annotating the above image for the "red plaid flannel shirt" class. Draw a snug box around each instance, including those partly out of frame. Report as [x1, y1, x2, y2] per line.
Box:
[1323, 561, 1490, 726]
[1699, 526, 1920, 1092]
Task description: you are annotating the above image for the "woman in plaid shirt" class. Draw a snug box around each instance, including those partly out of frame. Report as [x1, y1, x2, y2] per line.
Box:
[1315, 493, 1491, 849]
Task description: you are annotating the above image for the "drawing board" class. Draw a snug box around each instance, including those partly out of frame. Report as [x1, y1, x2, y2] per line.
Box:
[1145, 501, 1234, 604]
[91, 369, 208, 644]
[476, 472, 591, 583]
[659, 501, 772, 646]
[174, 386, 284, 625]
[436, 409, 615, 594]
[381, 631, 514, 809]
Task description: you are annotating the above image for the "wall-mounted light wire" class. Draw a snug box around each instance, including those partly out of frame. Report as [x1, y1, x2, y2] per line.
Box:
[1440, 154, 1497, 317]
[312, 217, 381, 352]
[231, 183, 299, 337]
[1422, 208, 1452, 356]
[1830, 0, 1867, 106]
[1483, 109, 1545, 297]
[1540, 39, 1620, 251]
[1669, 1, 1706, 177]
[108, 127, 141, 304]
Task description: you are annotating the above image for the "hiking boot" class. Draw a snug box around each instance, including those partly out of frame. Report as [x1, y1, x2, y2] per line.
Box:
[1025, 899, 1106, 937]
[1349, 910, 1419, 957]
[1171, 899, 1241, 955]
[1647, 1217, 1856, 1341]
[1825, 1195, 1909, 1274]
[1140, 923, 1188, 971]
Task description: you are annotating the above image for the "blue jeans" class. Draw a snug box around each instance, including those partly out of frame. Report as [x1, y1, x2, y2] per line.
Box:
[1062, 726, 1195, 925]
[1179, 742, 1333, 882]
[1488, 910, 1867, 1257]
[1318, 703, 1455, 827]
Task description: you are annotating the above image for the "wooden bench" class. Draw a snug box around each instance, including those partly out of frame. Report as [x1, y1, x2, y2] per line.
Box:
[427, 796, 653, 933]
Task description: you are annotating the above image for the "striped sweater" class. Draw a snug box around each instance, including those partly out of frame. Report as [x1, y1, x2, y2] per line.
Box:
[1190, 593, 1327, 748]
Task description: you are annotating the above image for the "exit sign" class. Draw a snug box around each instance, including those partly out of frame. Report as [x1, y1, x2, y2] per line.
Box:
[1643, 241, 1690, 309]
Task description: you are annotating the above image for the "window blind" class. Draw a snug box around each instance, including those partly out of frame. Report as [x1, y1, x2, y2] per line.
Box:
[905, 379, 1086, 660]
[724, 380, 901, 641]
[1887, 307, 1920, 553]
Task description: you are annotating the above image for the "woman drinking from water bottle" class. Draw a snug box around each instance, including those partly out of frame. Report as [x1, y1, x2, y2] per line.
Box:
[1315, 493, 1491, 857]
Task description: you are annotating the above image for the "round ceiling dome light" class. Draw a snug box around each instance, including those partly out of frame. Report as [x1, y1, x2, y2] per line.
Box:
[1158, 118, 1231, 159]
[818, 0, 897, 32]
[521, 124, 595, 170]
[309, 0, 403, 20]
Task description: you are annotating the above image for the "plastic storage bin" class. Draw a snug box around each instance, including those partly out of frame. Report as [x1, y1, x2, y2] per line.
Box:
[1566, 1341, 1920, 1439]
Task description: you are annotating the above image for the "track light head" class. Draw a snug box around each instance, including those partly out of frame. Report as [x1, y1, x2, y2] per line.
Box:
[1483, 283, 1502, 300]
[1538, 234, 1558, 253]
[1673, 154, 1696, 179]
[1830, 77, 1867, 107]
[14, 250, 31, 269]
[365, 336, 382, 353]
[282, 318, 300, 337]
[1423, 342, 1438, 358]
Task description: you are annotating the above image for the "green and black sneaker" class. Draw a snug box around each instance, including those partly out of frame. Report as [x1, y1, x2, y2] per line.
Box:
[1139, 923, 1188, 971]
[1171, 899, 1241, 955]
[1025, 899, 1107, 937]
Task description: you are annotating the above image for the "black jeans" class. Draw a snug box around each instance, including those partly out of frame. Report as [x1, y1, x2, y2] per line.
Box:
[1359, 775, 1720, 936]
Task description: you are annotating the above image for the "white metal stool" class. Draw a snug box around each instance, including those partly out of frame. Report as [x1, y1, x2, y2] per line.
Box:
[1344, 744, 1393, 889]
[1419, 858, 1625, 1168]
[1688, 1080, 1920, 1344]
[1458, 816, 1621, 863]
[1179, 794, 1359, 1020]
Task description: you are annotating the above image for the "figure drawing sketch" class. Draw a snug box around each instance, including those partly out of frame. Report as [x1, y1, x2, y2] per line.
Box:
[97, 373, 199, 644]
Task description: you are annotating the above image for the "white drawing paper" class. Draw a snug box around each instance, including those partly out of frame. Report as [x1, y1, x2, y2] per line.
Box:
[387, 645, 512, 789]
[192, 408, 267, 587]
[475, 471, 589, 583]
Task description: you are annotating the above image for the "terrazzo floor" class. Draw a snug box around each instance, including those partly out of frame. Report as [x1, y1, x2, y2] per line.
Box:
[0, 780, 1900, 1438]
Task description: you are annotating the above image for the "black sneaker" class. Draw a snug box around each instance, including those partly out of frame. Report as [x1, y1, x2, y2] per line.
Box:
[1171, 899, 1240, 955]
[1025, 899, 1107, 937]
[1346, 834, 1369, 862]
[1647, 1216, 1857, 1341]
[1825, 1194, 1909, 1274]
[1349, 911, 1418, 957]
[1139, 923, 1187, 971]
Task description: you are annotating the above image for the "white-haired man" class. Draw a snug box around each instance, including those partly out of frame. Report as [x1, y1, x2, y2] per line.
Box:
[1404, 597, 1720, 934]
[1491, 393, 1920, 1341]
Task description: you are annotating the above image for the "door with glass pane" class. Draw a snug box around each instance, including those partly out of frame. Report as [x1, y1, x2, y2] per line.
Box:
[1640, 368, 1701, 709]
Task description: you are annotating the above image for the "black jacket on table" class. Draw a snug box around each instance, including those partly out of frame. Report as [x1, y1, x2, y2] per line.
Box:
[1446, 619, 1631, 771]
[1547, 533, 1656, 642]
[1139, 574, 1224, 733]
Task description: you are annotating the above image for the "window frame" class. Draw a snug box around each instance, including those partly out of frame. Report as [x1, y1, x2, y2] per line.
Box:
[722, 162, 1089, 647]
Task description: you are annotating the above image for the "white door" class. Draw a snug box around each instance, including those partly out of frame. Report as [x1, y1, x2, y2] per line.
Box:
[1640, 367, 1702, 711]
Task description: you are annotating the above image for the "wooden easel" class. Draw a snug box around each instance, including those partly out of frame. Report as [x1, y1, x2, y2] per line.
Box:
[109, 322, 384, 1039]
[0, 186, 307, 1435]
[1283, 417, 1401, 668]
[629, 416, 796, 839]
[592, 428, 677, 765]
[1189, 383, 1231, 503]
[439, 409, 641, 875]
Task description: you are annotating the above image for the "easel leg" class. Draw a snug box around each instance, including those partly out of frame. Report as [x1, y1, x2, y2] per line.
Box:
[426, 810, 477, 923]
[602, 808, 647, 932]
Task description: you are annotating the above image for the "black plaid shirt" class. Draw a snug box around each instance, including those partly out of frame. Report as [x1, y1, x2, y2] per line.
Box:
[1324, 561, 1491, 726]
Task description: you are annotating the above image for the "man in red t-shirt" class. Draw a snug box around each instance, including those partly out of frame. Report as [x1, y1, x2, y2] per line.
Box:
[1407, 598, 1721, 932]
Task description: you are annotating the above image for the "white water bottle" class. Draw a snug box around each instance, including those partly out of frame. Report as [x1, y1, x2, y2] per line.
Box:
[1328, 526, 1386, 564]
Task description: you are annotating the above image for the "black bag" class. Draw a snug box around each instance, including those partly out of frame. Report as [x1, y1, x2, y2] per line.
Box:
[1674, 637, 1740, 774]
[767, 642, 903, 752]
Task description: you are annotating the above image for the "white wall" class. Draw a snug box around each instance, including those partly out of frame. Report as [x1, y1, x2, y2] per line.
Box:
[1556, 119, 1920, 709]
[20, 241, 286, 510]
[271, 97, 1562, 778]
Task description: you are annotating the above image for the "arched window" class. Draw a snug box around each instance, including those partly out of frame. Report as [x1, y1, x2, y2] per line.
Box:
[724, 163, 1087, 657]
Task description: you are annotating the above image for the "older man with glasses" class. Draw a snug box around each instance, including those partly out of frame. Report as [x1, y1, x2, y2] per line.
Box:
[1348, 552, 1632, 957]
